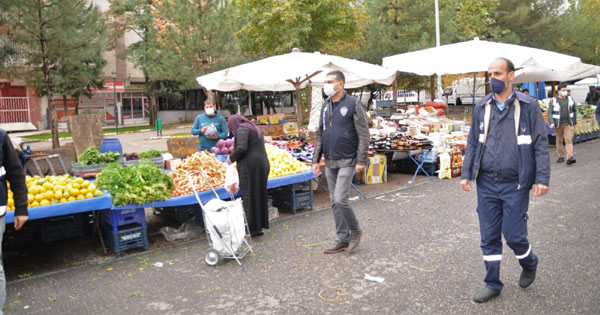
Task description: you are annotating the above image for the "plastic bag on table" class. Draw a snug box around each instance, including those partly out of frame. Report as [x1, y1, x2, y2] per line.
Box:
[160, 215, 204, 242]
[224, 163, 239, 194]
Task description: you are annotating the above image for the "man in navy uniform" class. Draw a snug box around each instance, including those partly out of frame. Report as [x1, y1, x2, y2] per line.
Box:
[461, 58, 550, 303]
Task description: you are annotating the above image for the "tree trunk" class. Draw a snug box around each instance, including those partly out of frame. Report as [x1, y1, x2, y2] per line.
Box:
[38, 5, 59, 149]
[75, 96, 80, 115]
[430, 76, 435, 102]
[295, 88, 303, 125]
[307, 85, 312, 115]
[62, 94, 68, 118]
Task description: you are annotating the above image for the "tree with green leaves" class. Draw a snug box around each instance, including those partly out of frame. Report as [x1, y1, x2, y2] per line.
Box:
[233, 0, 366, 57]
[553, 0, 600, 65]
[0, 0, 108, 148]
[52, 55, 106, 119]
[109, 0, 243, 120]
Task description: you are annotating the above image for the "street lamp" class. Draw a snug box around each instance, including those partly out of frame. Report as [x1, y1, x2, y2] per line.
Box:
[435, 0, 443, 100]
[112, 71, 119, 134]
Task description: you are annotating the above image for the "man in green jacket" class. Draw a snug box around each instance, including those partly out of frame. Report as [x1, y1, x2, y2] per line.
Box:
[191, 100, 228, 152]
[548, 83, 577, 165]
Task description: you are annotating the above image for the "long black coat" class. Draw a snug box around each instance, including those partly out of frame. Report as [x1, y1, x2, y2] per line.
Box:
[229, 126, 270, 232]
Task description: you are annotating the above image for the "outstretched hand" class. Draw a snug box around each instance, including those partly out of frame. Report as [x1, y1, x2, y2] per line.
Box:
[460, 179, 472, 191]
[533, 184, 549, 197]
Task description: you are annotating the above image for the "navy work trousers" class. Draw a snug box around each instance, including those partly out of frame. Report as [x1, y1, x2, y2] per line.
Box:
[476, 174, 538, 292]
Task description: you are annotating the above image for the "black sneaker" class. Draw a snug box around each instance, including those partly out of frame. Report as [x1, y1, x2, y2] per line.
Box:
[566, 158, 576, 165]
[519, 268, 537, 288]
[473, 287, 501, 303]
[556, 157, 565, 163]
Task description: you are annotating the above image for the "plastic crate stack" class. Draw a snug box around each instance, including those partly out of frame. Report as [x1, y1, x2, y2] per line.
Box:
[271, 181, 313, 214]
[100, 208, 148, 257]
[154, 205, 202, 225]
[41, 212, 94, 243]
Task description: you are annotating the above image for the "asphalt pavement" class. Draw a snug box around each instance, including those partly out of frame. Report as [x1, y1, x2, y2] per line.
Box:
[4, 138, 600, 314]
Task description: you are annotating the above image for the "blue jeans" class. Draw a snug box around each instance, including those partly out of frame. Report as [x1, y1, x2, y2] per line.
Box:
[325, 166, 361, 243]
[0, 216, 5, 314]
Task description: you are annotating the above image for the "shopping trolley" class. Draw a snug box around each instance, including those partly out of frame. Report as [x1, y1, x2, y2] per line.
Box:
[187, 170, 253, 266]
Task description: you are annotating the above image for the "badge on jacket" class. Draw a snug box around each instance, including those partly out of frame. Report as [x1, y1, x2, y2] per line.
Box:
[340, 106, 348, 116]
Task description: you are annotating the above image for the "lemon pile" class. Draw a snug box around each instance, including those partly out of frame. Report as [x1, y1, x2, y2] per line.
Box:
[7, 175, 105, 210]
[265, 144, 310, 178]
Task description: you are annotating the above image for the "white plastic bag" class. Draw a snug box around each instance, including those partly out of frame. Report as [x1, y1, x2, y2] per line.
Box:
[224, 163, 239, 194]
[203, 198, 246, 255]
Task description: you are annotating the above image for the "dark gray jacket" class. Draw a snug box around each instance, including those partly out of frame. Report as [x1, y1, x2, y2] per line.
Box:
[313, 91, 369, 166]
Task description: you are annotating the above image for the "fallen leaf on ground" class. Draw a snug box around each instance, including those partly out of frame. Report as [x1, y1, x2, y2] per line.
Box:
[197, 287, 221, 294]
[297, 241, 327, 248]
[409, 265, 439, 272]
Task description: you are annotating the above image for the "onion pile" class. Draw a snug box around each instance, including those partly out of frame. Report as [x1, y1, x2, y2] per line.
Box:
[211, 138, 235, 155]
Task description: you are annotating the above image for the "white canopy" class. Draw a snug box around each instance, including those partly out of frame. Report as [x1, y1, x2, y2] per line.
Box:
[382, 37, 581, 76]
[196, 51, 396, 92]
[513, 63, 600, 84]
[574, 74, 600, 85]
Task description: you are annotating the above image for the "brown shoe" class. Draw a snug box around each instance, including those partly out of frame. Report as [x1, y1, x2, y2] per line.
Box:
[347, 229, 364, 253]
[323, 241, 349, 254]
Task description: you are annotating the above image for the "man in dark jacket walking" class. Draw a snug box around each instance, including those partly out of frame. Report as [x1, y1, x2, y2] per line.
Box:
[0, 129, 29, 309]
[460, 58, 550, 303]
[313, 71, 369, 254]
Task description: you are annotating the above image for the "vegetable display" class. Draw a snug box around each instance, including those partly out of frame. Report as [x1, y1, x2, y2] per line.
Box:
[11, 175, 104, 210]
[78, 146, 121, 165]
[124, 149, 162, 161]
[171, 151, 226, 197]
[265, 144, 310, 178]
[139, 149, 162, 159]
[95, 160, 173, 206]
[211, 139, 234, 155]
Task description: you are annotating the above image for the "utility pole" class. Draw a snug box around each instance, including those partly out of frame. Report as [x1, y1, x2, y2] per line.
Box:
[113, 72, 119, 134]
[435, 0, 443, 100]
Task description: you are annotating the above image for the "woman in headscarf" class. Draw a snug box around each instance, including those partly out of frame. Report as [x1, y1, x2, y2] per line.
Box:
[226, 115, 270, 237]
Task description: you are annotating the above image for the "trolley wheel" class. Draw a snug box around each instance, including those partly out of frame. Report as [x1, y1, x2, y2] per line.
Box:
[204, 249, 220, 266]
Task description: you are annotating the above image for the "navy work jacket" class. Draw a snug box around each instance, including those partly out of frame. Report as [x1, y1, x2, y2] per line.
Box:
[461, 91, 550, 189]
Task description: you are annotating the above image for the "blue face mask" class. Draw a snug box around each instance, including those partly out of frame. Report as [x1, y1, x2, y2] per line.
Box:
[491, 78, 506, 94]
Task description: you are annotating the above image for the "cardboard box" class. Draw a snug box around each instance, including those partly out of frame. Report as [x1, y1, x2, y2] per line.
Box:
[267, 113, 285, 125]
[257, 115, 269, 125]
[267, 124, 284, 137]
[257, 114, 285, 125]
[283, 122, 298, 136]
[362, 154, 387, 184]
[258, 125, 269, 136]
[164, 159, 182, 170]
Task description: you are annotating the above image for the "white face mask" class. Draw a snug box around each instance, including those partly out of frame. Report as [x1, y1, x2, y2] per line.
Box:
[560, 91, 568, 97]
[323, 82, 339, 97]
[205, 107, 215, 116]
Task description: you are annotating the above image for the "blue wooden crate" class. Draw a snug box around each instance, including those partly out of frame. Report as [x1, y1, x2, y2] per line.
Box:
[101, 222, 148, 258]
[102, 208, 146, 233]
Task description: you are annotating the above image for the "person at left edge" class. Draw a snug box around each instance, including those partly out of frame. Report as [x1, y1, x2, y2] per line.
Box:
[0, 129, 29, 310]
[191, 99, 228, 152]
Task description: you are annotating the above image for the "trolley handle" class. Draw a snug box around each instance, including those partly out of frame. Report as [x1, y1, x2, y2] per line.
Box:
[186, 170, 235, 207]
